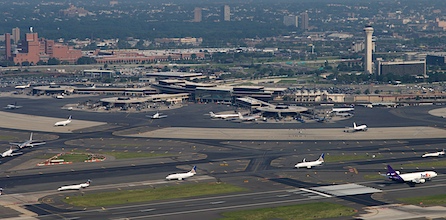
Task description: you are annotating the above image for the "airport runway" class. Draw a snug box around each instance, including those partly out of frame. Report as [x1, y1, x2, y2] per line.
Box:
[1, 95, 446, 219]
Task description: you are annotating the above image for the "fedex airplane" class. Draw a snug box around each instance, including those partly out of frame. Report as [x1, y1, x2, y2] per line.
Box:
[238, 112, 261, 121]
[4, 102, 22, 109]
[422, 149, 445, 158]
[10, 132, 46, 149]
[149, 112, 167, 119]
[54, 116, 72, 126]
[166, 166, 196, 180]
[384, 165, 437, 185]
[295, 153, 325, 169]
[58, 180, 91, 191]
[209, 111, 239, 119]
[1, 147, 23, 157]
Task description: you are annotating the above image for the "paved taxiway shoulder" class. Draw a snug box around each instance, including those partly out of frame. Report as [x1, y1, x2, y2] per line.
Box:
[0, 112, 106, 133]
[124, 126, 446, 140]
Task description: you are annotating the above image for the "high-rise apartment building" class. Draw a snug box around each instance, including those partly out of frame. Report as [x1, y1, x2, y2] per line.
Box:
[222, 5, 230, 21]
[12, 27, 20, 44]
[300, 12, 309, 30]
[283, 15, 298, 27]
[194, 7, 202, 22]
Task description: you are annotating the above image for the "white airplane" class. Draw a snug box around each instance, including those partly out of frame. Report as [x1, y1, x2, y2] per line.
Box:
[1, 147, 23, 157]
[10, 132, 46, 149]
[149, 112, 167, 119]
[238, 112, 261, 121]
[58, 180, 91, 191]
[352, 122, 367, 131]
[54, 115, 72, 126]
[295, 153, 325, 169]
[166, 166, 196, 180]
[55, 95, 64, 99]
[14, 84, 30, 89]
[422, 149, 445, 158]
[331, 107, 354, 113]
[209, 111, 239, 119]
[4, 102, 22, 109]
[384, 165, 437, 185]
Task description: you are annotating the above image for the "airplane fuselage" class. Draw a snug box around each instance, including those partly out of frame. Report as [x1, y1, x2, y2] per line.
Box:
[295, 161, 323, 169]
[166, 172, 194, 180]
[422, 151, 445, 157]
[389, 171, 437, 183]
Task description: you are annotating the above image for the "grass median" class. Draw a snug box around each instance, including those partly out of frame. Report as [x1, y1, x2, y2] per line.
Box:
[398, 194, 446, 206]
[219, 202, 356, 220]
[64, 182, 246, 207]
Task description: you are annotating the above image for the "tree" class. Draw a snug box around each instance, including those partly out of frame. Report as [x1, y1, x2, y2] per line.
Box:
[364, 89, 370, 94]
[76, 56, 97, 65]
[47, 58, 60, 65]
[374, 90, 380, 94]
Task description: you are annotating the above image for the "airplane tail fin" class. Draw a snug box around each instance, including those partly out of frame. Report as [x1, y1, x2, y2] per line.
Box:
[238, 112, 243, 119]
[68, 115, 72, 121]
[318, 153, 325, 162]
[30, 132, 33, 141]
[386, 165, 403, 181]
[189, 166, 197, 174]
[209, 112, 215, 117]
[353, 122, 357, 129]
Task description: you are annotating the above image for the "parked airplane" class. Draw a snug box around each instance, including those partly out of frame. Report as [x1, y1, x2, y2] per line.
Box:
[54, 115, 72, 126]
[422, 149, 445, 158]
[166, 166, 197, 180]
[4, 102, 22, 109]
[238, 112, 261, 121]
[10, 132, 46, 149]
[331, 107, 354, 113]
[1, 147, 23, 157]
[14, 84, 30, 89]
[295, 153, 325, 169]
[58, 180, 91, 191]
[149, 112, 167, 119]
[384, 165, 437, 185]
[209, 111, 239, 119]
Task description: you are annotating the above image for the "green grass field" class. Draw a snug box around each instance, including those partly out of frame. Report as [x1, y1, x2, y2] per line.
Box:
[398, 194, 446, 206]
[326, 154, 379, 163]
[219, 202, 356, 220]
[64, 182, 246, 207]
[401, 160, 446, 168]
[0, 135, 16, 141]
[103, 151, 172, 159]
[58, 153, 90, 162]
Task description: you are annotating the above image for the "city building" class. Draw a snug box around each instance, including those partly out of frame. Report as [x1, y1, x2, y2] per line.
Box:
[375, 60, 426, 77]
[426, 53, 446, 66]
[4, 33, 11, 61]
[11, 27, 20, 44]
[222, 5, 230, 21]
[13, 32, 82, 65]
[194, 7, 202, 22]
[283, 15, 298, 27]
[364, 26, 374, 74]
[300, 12, 309, 30]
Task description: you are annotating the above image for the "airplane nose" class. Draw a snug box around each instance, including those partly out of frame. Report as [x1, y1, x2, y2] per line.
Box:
[432, 172, 438, 177]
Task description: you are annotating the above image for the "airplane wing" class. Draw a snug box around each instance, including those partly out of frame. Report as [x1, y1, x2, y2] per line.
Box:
[30, 142, 46, 147]
[9, 152, 23, 156]
[9, 142, 22, 146]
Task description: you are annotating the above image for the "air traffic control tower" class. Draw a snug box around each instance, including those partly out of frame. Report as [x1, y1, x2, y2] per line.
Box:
[364, 26, 374, 74]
